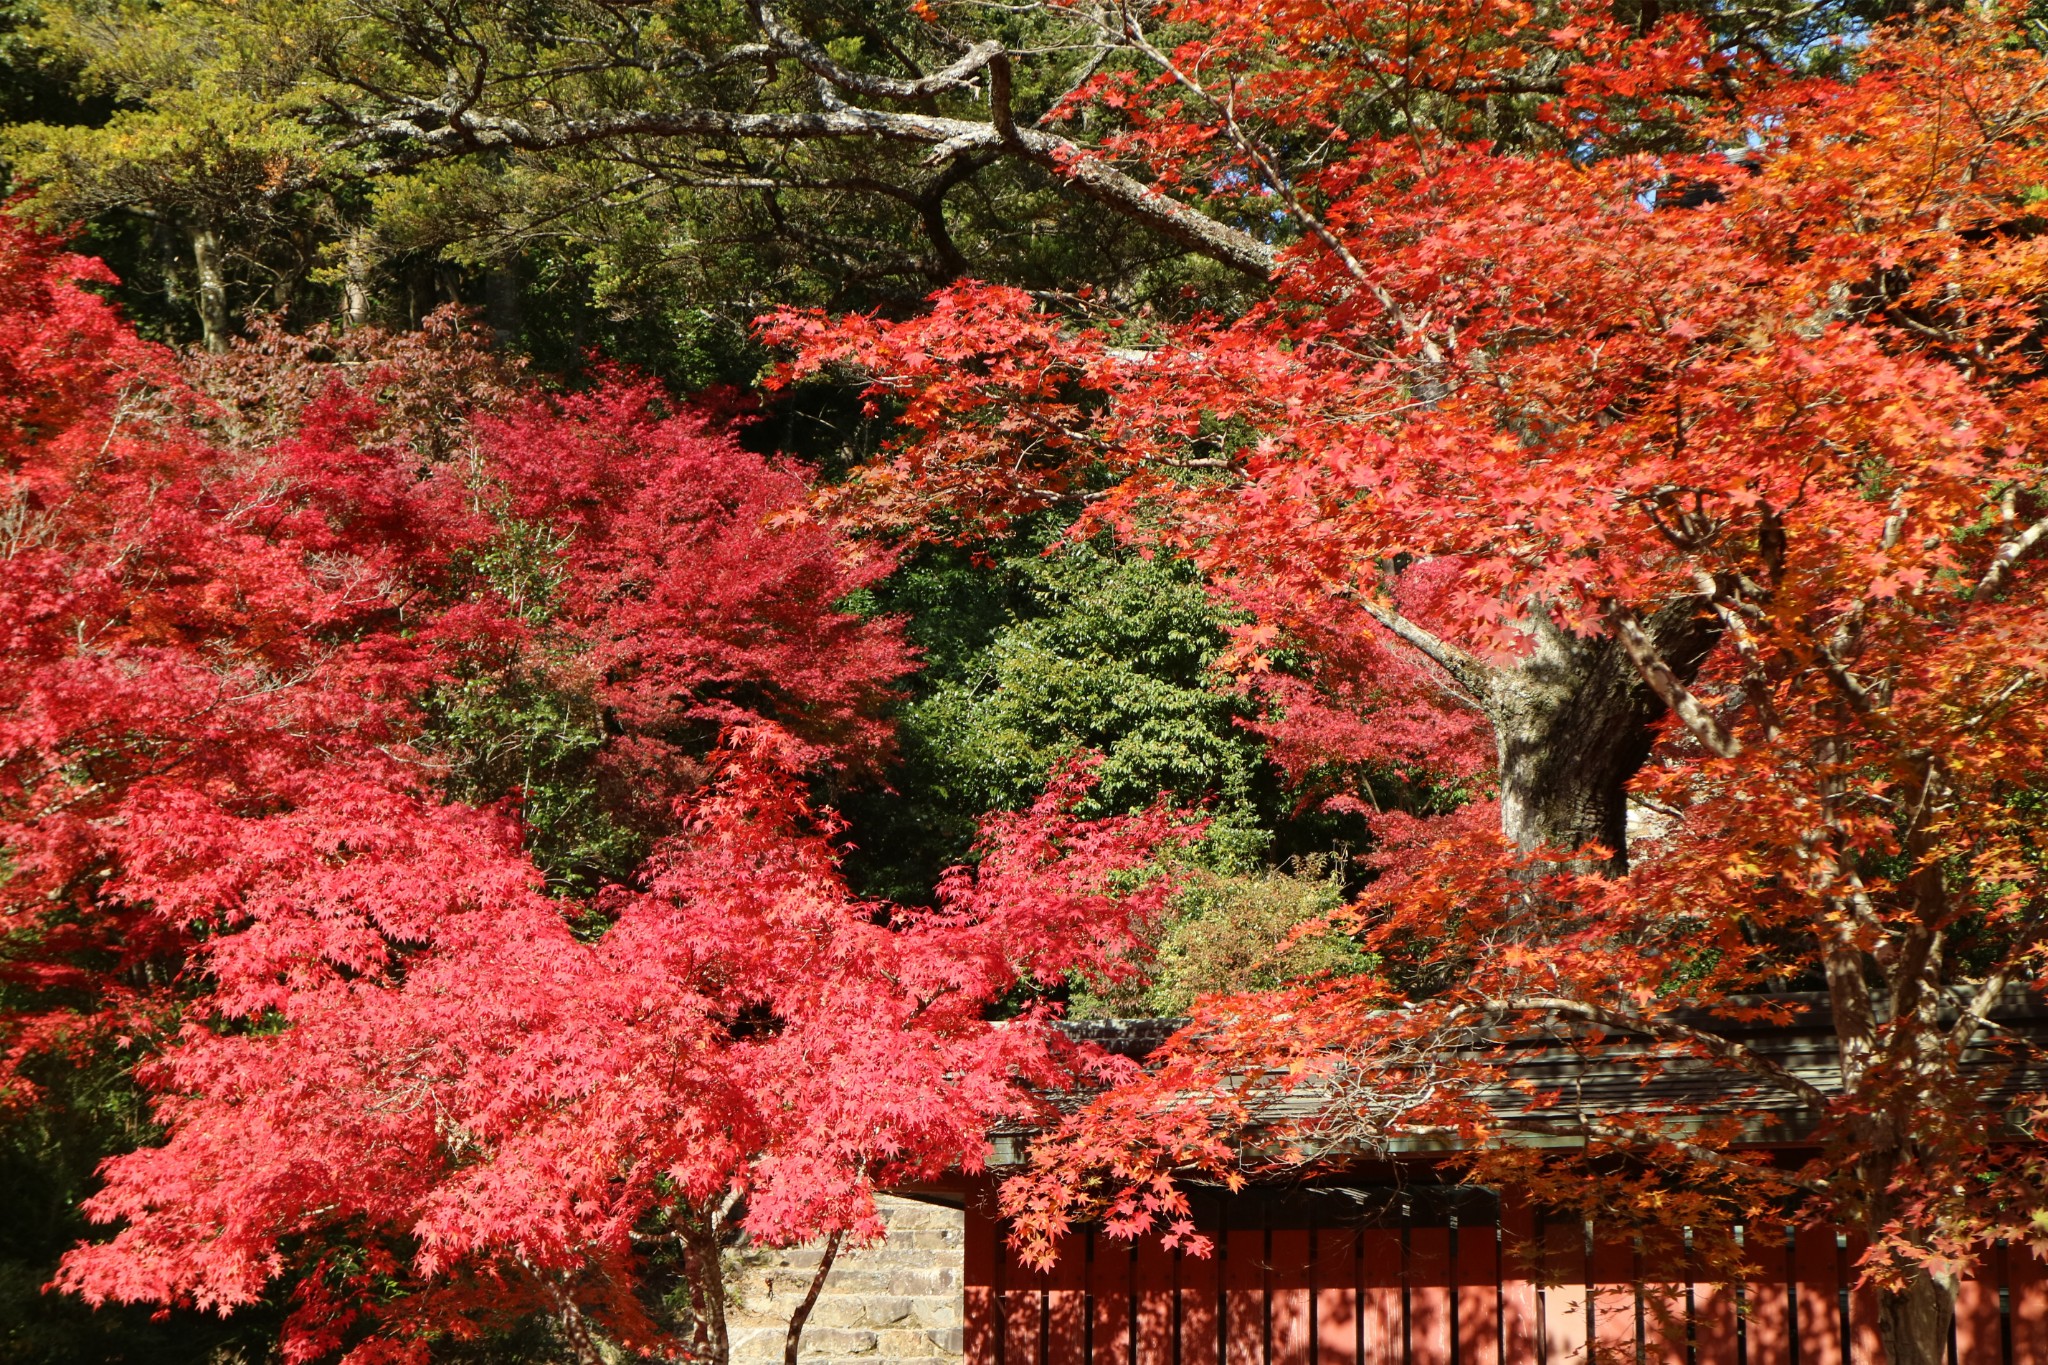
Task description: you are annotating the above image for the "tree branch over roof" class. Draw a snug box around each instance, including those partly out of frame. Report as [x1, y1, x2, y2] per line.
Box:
[1480, 995, 1835, 1111]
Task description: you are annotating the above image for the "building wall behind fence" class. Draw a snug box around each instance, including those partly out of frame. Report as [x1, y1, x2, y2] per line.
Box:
[965, 1194, 2048, 1365]
[732, 1195, 967, 1365]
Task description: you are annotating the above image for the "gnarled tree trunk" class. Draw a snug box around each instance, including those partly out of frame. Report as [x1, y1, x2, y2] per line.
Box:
[1485, 600, 1721, 872]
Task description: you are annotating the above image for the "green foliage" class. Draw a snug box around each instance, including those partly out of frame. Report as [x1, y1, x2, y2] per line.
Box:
[3, 93, 330, 241]
[1071, 857, 1375, 1019]
[424, 521, 643, 903]
[834, 528, 1382, 1015]
[0, 0, 184, 342]
[0, 0, 96, 129]
[907, 539, 1263, 815]
[424, 669, 648, 903]
[839, 532, 1283, 902]
[839, 528, 1370, 909]
[0, 0, 1268, 369]
[0, 0, 356, 344]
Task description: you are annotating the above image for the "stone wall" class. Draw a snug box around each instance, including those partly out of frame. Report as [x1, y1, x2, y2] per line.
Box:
[728, 1196, 965, 1365]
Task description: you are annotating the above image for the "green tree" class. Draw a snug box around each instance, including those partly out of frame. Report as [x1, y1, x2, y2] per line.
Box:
[1, 0, 348, 348]
[905, 540, 1263, 814]
[1070, 856, 1373, 1018]
[839, 531, 1376, 911]
[4, 0, 1280, 359]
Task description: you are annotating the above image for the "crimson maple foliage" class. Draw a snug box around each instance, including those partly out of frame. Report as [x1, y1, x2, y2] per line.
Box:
[765, 8, 2048, 1365]
[479, 377, 915, 793]
[55, 740, 1186, 1363]
[1, 225, 510, 1079]
[0, 220, 1194, 1361]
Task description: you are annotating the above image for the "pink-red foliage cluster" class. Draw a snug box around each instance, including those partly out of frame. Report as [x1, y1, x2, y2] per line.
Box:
[0, 221, 1192, 1361]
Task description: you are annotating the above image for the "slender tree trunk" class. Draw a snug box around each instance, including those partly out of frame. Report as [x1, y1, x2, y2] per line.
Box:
[681, 1206, 732, 1365]
[1837, 858, 1963, 1365]
[341, 227, 375, 329]
[550, 1291, 616, 1365]
[783, 1228, 844, 1365]
[155, 221, 187, 316]
[1487, 601, 1721, 872]
[187, 221, 230, 353]
[485, 263, 523, 347]
[406, 260, 430, 327]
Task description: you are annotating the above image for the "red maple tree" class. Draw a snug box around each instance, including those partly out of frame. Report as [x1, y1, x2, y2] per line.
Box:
[54, 736, 1187, 1363]
[1, 225, 512, 1081]
[0, 221, 1194, 1361]
[763, 7, 2048, 1363]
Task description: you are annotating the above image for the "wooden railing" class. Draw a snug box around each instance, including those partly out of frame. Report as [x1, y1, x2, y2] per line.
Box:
[966, 1195, 2042, 1365]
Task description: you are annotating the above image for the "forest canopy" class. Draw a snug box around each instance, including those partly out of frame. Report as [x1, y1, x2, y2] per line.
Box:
[5, 0, 2048, 1363]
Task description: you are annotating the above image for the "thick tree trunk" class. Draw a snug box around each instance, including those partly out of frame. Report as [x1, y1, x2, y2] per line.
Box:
[187, 222, 230, 353]
[1487, 601, 1720, 872]
[1877, 1267, 1957, 1365]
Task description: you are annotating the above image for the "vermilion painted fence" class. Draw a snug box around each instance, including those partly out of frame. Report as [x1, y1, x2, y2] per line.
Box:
[964, 1190, 2048, 1365]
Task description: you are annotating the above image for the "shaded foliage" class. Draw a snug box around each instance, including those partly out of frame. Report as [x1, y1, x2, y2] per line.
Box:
[839, 530, 1373, 906]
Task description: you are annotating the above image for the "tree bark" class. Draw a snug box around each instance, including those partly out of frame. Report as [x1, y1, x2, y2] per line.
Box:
[350, 104, 1277, 282]
[187, 221, 230, 353]
[783, 1228, 843, 1365]
[341, 227, 375, 329]
[1487, 600, 1721, 872]
[680, 1206, 732, 1365]
[1876, 1262, 1957, 1365]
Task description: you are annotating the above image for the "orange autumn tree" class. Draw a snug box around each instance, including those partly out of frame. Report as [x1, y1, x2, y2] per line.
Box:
[762, 6, 2048, 1364]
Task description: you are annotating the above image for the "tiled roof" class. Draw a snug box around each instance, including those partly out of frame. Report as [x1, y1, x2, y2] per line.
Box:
[987, 993, 2048, 1169]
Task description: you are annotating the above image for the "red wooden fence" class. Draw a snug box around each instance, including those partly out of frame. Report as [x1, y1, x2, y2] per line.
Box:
[964, 1190, 2048, 1365]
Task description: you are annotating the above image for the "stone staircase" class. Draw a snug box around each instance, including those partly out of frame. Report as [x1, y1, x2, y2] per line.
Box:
[727, 1196, 965, 1365]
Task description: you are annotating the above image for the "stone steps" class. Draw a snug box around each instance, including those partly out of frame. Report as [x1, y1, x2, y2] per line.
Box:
[728, 1196, 966, 1365]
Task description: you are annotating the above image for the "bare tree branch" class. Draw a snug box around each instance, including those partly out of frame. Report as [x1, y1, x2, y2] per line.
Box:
[1351, 596, 1497, 701]
[1948, 924, 2048, 1052]
[1607, 602, 1741, 757]
[337, 17, 1280, 281]
[747, 0, 1006, 101]
[1972, 513, 2048, 602]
